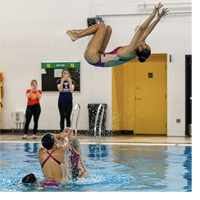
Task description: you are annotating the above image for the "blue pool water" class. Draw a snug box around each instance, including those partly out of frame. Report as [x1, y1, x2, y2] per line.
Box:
[0, 142, 191, 192]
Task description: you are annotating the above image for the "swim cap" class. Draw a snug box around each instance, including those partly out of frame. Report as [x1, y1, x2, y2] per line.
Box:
[41, 132, 55, 150]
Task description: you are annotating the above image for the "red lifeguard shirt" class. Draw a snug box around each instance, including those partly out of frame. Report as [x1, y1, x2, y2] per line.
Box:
[26, 89, 42, 106]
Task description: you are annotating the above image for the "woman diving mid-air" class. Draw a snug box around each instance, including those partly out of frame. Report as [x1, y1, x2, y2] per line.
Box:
[67, 2, 169, 67]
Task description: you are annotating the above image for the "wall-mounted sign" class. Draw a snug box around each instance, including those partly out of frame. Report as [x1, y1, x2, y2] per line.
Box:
[41, 62, 80, 92]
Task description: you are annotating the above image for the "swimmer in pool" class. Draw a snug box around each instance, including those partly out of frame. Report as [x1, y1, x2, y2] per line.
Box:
[38, 130, 89, 185]
[22, 173, 39, 184]
[38, 132, 70, 185]
[62, 127, 89, 179]
[67, 2, 168, 67]
[22, 173, 60, 187]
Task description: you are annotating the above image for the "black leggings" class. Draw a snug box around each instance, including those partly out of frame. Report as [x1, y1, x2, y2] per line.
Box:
[24, 104, 41, 135]
[58, 102, 73, 131]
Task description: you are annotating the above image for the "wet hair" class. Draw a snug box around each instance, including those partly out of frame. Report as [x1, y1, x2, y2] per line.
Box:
[73, 140, 80, 148]
[22, 173, 36, 184]
[136, 48, 151, 63]
[41, 132, 55, 150]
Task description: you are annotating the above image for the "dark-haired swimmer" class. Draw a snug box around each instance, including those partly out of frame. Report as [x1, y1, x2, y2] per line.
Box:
[22, 173, 60, 187]
[38, 132, 70, 184]
[67, 2, 168, 67]
[38, 130, 89, 185]
[22, 173, 38, 184]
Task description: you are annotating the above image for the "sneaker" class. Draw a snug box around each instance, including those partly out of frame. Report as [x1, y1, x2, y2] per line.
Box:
[22, 135, 27, 139]
[32, 135, 37, 139]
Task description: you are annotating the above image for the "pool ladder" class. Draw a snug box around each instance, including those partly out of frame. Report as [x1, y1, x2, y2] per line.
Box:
[70, 104, 81, 137]
[94, 104, 106, 142]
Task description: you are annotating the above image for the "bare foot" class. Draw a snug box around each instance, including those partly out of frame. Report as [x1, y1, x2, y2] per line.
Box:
[66, 30, 78, 42]
[63, 127, 77, 141]
[63, 127, 73, 134]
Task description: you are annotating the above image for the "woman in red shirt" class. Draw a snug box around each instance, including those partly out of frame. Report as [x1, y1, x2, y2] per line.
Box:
[22, 80, 42, 139]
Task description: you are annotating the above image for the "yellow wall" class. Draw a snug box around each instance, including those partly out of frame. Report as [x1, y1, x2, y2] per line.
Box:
[112, 54, 167, 134]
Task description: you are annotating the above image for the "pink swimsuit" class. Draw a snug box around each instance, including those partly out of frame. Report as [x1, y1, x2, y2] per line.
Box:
[70, 148, 86, 178]
[41, 180, 59, 187]
[40, 150, 61, 187]
[41, 150, 61, 168]
[88, 46, 136, 67]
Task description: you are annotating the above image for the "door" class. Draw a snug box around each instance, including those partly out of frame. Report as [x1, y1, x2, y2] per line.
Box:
[112, 54, 167, 134]
[185, 55, 192, 136]
[135, 54, 167, 134]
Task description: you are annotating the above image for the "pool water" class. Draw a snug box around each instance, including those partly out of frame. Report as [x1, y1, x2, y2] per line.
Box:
[0, 142, 192, 192]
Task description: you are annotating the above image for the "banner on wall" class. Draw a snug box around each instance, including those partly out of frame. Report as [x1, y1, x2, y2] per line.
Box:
[41, 62, 80, 92]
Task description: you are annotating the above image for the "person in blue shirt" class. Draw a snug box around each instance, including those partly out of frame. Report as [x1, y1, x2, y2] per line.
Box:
[57, 69, 75, 131]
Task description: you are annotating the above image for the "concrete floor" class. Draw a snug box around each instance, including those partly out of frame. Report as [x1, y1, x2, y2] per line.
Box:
[0, 134, 192, 146]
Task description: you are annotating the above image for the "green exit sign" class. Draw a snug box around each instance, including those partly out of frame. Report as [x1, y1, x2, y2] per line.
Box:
[41, 62, 80, 69]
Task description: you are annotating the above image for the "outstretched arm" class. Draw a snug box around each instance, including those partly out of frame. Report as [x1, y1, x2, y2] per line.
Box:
[139, 7, 169, 41]
[130, 2, 163, 47]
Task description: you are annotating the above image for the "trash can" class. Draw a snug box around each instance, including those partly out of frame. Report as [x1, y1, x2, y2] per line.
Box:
[87, 103, 107, 135]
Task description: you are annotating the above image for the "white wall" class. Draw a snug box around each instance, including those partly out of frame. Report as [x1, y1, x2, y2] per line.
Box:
[0, 0, 191, 136]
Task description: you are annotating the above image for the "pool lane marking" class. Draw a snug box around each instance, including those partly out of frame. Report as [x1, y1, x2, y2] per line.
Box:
[80, 142, 192, 146]
[0, 141, 192, 146]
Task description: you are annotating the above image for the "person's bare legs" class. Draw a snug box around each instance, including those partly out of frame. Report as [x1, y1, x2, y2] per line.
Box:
[66, 23, 107, 41]
[67, 23, 108, 63]
[99, 25, 112, 53]
[68, 26, 112, 53]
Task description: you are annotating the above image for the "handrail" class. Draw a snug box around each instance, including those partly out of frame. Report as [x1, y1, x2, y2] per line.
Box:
[94, 104, 106, 141]
[96, 11, 191, 18]
[70, 104, 81, 137]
